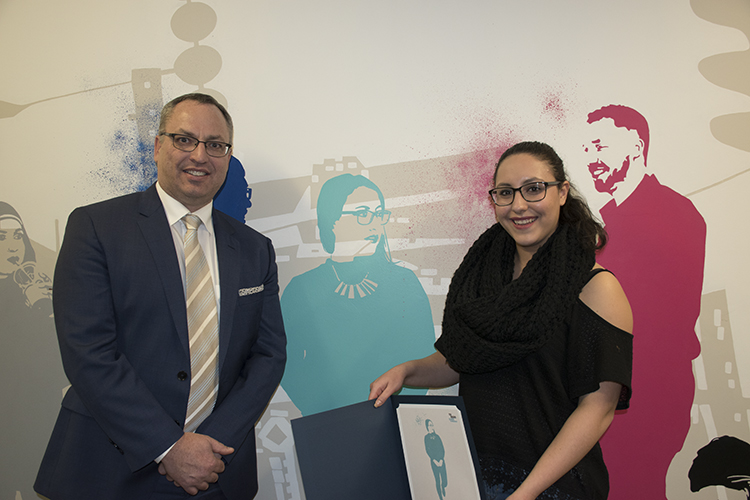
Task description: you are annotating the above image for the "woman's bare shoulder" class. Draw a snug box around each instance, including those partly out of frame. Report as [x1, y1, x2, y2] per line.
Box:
[578, 264, 633, 333]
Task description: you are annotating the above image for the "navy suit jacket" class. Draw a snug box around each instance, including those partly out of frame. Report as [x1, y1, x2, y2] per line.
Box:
[35, 185, 286, 500]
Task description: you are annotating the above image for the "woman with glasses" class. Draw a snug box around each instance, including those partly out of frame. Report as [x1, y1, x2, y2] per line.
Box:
[280, 173, 435, 416]
[370, 142, 633, 500]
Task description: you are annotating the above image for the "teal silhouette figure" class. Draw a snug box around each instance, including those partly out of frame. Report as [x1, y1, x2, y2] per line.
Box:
[281, 174, 434, 415]
[424, 419, 448, 500]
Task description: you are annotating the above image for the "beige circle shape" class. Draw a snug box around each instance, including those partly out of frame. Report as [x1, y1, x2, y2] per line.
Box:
[171, 2, 217, 43]
[174, 45, 222, 86]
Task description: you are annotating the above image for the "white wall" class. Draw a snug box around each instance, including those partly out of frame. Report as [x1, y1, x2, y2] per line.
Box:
[1, 1, 748, 499]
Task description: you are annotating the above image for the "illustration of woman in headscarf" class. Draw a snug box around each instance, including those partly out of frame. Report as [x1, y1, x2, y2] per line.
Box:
[280, 174, 435, 415]
[0, 201, 66, 500]
[0, 201, 52, 315]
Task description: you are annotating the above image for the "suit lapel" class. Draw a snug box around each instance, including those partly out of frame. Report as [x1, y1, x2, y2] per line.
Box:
[214, 210, 239, 371]
[137, 185, 190, 357]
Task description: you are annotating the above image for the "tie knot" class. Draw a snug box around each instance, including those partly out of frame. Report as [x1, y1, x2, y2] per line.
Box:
[182, 214, 203, 232]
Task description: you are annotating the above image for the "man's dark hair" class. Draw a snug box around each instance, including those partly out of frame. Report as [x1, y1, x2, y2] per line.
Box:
[158, 92, 234, 141]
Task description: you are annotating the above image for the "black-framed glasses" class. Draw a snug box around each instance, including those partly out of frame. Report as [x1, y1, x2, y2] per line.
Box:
[341, 209, 391, 226]
[161, 133, 232, 158]
[489, 181, 562, 207]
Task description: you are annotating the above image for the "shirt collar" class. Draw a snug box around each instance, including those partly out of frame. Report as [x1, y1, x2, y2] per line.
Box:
[155, 182, 215, 234]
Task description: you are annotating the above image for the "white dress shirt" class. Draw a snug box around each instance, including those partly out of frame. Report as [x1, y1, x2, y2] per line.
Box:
[156, 183, 221, 314]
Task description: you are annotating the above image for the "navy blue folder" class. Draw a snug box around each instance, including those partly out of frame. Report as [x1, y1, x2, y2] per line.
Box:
[291, 395, 485, 500]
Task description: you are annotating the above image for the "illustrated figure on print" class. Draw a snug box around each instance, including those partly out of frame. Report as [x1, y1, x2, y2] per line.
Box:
[424, 418, 448, 500]
[281, 173, 435, 416]
[583, 104, 706, 500]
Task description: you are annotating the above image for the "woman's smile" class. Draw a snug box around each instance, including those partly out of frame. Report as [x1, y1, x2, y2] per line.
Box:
[493, 152, 569, 258]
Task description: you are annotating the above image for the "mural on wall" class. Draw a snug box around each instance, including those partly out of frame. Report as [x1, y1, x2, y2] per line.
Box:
[0, 203, 53, 317]
[280, 173, 435, 416]
[247, 152, 498, 499]
[2, 0, 750, 499]
[215, 158, 253, 223]
[669, 289, 750, 500]
[0, 3, 267, 499]
[0, 202, 67, 500]
[689, 435, 750, 498]
[582, 105, 707, 500]
[692, 0, 750, 154]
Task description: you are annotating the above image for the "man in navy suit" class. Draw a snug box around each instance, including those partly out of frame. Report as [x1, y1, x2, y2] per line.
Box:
[34, 93, 286, 499]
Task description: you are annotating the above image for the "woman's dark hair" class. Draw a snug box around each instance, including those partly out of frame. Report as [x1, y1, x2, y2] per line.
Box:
[493, 141, 607, 252]
[317, 173, 388, 255]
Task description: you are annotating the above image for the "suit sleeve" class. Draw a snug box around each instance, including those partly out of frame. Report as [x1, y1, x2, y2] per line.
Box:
[53, 207, 184, 471]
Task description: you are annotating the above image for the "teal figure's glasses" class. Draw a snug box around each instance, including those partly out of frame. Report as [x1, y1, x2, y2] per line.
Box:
[340, 209, 391, 225]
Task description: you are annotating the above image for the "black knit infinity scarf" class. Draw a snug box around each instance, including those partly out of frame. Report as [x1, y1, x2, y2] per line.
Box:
[435, 223, 594, 374]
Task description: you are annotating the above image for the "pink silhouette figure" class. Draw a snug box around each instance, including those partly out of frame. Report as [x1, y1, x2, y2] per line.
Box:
[584, 105, 706, 500]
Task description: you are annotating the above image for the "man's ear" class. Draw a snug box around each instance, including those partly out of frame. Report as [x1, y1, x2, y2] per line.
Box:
[633, 138, 644, 160]
[153, 135, 162, 163]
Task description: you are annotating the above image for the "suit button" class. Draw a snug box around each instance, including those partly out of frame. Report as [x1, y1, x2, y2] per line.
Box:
[177, 371, 188, 381]
[109, 438, 124, 455]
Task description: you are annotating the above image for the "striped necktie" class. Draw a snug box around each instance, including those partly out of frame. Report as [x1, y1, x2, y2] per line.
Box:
[181, 214, 219, 432]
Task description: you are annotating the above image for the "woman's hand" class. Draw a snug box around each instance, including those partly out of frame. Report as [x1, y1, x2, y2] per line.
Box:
[369, 352, 460, 408]
[369, 364, 407, 407]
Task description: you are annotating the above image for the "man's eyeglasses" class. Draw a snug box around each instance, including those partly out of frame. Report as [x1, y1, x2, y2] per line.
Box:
[341, 209, 391, 226]
[489, 181, 561, 207]
[161, 133, 232, 158]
